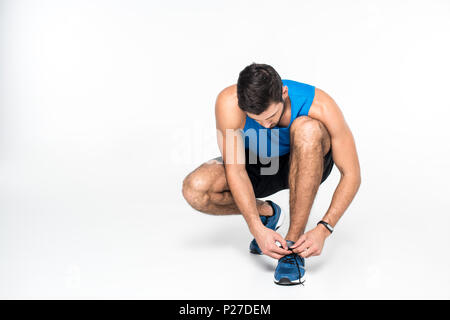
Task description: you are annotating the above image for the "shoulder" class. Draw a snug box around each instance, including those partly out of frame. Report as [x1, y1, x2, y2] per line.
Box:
[216, 83, 238, 106]
[308, 87, 338, 120]
[215, 84, 246, 130]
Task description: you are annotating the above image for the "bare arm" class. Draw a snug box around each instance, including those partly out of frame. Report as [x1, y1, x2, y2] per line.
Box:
[310, 88, 361, 229]
[291, 88, 361, 257]
[214, 90, 263, 232]
[215, 88, 289, 258]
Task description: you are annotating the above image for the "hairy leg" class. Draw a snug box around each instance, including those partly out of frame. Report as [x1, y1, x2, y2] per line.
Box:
[182, 158, 273, 216]
[285, 116, 331, 242]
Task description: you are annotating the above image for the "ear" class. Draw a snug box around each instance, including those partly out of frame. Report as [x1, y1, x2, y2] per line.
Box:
[282, 85, 288, 99]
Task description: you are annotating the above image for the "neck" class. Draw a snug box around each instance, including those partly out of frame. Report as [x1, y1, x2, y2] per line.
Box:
[277, 96, 291, 128]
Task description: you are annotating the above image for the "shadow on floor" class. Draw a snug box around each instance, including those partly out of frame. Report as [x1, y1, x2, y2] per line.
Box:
[182, 218, 277, 272]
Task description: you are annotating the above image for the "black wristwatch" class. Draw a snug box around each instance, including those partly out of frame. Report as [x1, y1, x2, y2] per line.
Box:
[317, 220, 334, 234]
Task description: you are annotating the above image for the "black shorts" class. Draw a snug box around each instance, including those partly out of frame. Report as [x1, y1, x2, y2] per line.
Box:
[243, 147, 334, 198]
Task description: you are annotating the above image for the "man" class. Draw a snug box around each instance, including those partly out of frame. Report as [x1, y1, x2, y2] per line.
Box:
[182, 63, 361, 285]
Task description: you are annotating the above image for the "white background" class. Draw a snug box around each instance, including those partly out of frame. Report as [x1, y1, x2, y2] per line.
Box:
[1, 0, 450, 299]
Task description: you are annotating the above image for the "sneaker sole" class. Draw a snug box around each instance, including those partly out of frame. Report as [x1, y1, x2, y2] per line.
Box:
[249, 249, 262, 254]
[274, 277, 303, 286]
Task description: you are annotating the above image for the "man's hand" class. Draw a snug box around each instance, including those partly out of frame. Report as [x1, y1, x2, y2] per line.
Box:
[252, 226, 291, 259]
[290, 225, 330, 258]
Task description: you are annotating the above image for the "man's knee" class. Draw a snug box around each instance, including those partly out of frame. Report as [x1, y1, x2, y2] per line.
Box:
[290, 116, 329, 152]
[182, 167, 211, 211]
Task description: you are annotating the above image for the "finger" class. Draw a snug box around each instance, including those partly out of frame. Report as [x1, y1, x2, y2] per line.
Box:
[295, 240, 311, 254]
[299, 248, 309, 258]
[305, 249, 316, 258]
[301, 246, 317, 258]
[274, 234, 288, 250]
[271, 245, 291, 256]
[290, 235, 306, 249]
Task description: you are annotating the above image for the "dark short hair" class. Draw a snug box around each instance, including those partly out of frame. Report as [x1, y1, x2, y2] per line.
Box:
[237, 63, 283, 115]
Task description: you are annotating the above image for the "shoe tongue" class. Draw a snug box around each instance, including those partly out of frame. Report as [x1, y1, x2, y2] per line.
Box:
[286, 240, 295, 248]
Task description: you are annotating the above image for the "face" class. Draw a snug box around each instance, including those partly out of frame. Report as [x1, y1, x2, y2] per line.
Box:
[247, 99, 286, 129]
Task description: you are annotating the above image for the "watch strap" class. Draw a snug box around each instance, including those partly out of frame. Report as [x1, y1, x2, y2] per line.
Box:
[317, 220, 333, 234]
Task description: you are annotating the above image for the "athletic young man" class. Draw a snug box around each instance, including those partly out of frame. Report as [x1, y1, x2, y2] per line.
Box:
[182, 63, 361, 285]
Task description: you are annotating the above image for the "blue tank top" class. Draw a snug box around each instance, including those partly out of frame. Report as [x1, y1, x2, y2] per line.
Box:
[242, 79, 315, 157]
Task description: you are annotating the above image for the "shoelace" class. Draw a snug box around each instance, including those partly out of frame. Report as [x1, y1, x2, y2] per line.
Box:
[281, 251, 305, 285]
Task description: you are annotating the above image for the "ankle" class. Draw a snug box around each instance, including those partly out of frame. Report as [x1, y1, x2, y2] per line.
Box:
[285, 231, 304, 243]
[259, 201, 274, 216]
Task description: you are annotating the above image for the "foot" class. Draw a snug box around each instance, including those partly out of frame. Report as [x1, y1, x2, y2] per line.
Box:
[249, 200, 284, 255]
[274, 240, 305, 285]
